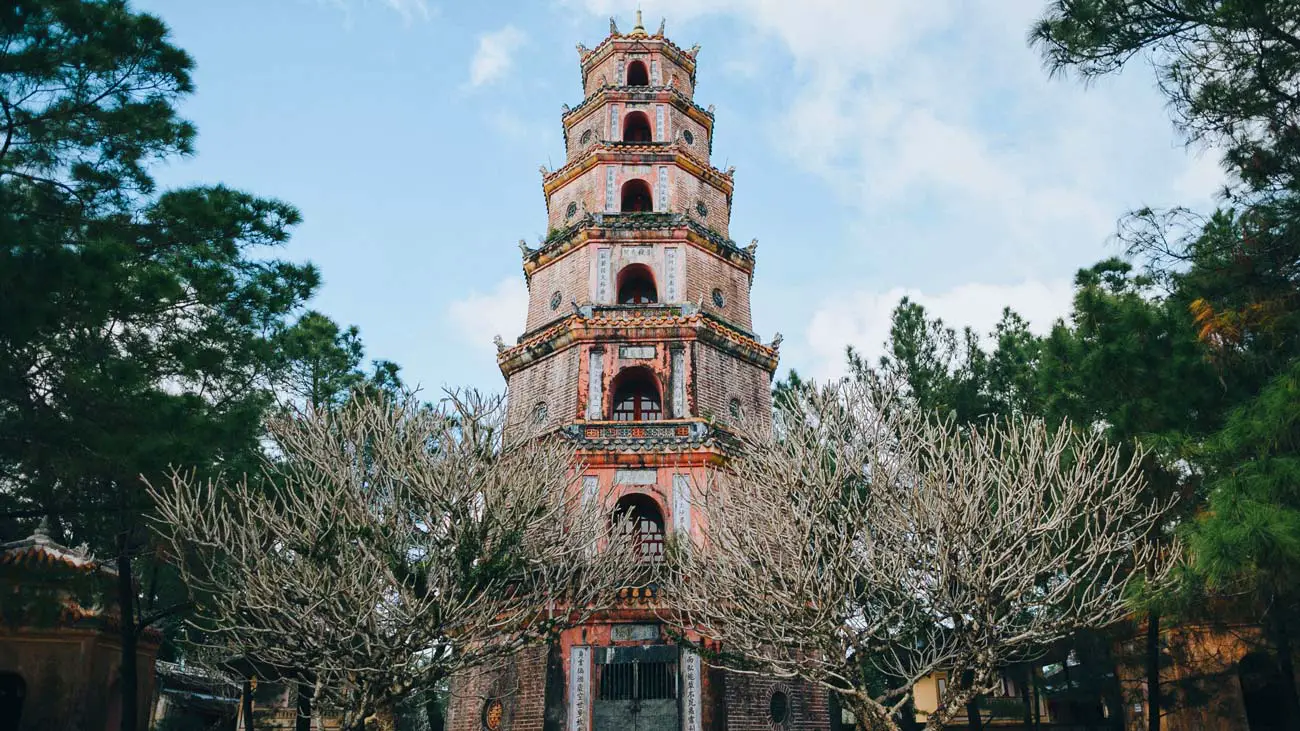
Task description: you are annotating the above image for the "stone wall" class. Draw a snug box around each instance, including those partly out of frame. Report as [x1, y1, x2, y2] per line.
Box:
[447, 646, 555, 731]
[724, 672, 830, 731]
[506, 347, 581, 433]
[692, 341, 772, 425]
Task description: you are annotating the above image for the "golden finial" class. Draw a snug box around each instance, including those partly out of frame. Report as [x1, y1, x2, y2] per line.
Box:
[631, 8, 647, 36]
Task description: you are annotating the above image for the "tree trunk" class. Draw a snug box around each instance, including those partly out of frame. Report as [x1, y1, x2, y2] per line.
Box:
[296, 679, 313, 731]
[242, 680, 254, 731]
[964, 695, 984, 731]
[1019, 664, 1034, 729]
[960, 670, 983, 731]
[117, 542, 139, 731]
[1145, 611, 1160, 731]
[1269, 608, 1300, 727]
[1032, 666, 1042, 729]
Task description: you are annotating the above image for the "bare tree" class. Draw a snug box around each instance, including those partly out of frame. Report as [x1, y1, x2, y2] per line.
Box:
[150, 391, 627, 731]
[663, 379, 1177, 731]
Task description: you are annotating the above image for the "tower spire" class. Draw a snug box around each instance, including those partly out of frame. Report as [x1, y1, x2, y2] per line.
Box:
[631, 8, 647, 36]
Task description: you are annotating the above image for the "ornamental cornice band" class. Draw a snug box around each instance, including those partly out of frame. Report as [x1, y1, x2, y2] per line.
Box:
[522, 213, 754, 277]
[496, 310, 778, 377]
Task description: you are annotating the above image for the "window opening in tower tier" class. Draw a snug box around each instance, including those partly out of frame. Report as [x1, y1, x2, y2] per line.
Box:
[611, 366, 662, 422]
[617, 264, 658, 304]
[622, 111, 652, 142]
[620, 179, 653, 212]
[627, 60, 649, 86]
[613, 493, 665, 564]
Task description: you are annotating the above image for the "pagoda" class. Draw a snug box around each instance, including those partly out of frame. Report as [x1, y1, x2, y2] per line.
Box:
[448, 15, 829, 731]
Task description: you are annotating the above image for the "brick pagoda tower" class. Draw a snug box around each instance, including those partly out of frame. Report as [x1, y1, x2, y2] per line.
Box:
[449, 14, 829, 731]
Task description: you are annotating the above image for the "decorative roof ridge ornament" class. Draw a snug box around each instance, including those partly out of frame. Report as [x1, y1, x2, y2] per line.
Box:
[576, 43, 591, 60]
[609, 16, 620, 36]
[657, 18, 666, 37]
[746, 238, 758, 256]
[630, 8, 648, 37]
[687, 43, 701, 59]
[494, 335, 507, 353]
[518, 239, 532, 257]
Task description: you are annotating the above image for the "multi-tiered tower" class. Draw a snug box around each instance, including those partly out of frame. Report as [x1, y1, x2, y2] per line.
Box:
[449, 15, 828, 731]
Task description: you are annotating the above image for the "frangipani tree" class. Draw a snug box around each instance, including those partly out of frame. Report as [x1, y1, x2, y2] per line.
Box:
[664, 379, 1177, 731]
[151, 391, 628, 730]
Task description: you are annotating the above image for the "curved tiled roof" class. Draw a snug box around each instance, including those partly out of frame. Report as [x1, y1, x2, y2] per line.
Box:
[525, 213, 752, 268]
[0, 519, 115, 576]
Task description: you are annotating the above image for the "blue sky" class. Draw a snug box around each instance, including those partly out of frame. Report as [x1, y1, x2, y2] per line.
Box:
[136, 0, 1224, 393]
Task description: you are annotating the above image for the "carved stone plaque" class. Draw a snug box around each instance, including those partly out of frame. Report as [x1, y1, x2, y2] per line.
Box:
[619, 345, 655, 360]
[610, 624, 660, 642]
[614, 469, 657, 485]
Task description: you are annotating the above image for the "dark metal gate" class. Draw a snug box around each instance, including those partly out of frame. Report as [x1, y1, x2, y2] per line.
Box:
[592, 645, 679, 731]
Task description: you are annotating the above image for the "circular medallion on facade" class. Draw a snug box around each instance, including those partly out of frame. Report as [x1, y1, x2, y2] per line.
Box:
[696, 200, 708, 217]
[484, 699, 504, 731]
[768, 689, 789, 726]
[550, 290, 562, 310]
[566, 201, 578, 219]
[712, 288, 726, 308]
[533, 401, 549, 425]
[580, 129, 593, 145]
[683, 129, 694, 145]
[729, 397, 742, 420]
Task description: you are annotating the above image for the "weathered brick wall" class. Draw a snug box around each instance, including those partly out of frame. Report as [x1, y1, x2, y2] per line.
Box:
[563, 113, 606, 166]
[671, 166, 731, 237]
[668, 106, 712, 159]
[560, 103, 710, 173]
[506, 347, 581, 433]
[684, 247, 751, 332]
[547, 161, 730, 237]
[526, 247, 591, 331]
[447, 646, 551, 731]
[692, 342, 772, 424]
[582, 50, 695, 99]
[724, 673, 831, 731]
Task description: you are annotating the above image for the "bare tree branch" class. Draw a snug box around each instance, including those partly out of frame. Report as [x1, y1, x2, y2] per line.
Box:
[662, 379, 1179, 731]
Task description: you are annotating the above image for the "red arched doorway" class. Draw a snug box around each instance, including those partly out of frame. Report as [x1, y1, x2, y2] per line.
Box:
[620, 179, 652, 213]
[623, 111, 652, 142]
[610, 367, 662, 422]
[627, 60, 649, 86]
[613, 493, 665, 564]
[617, 264, 657, 304]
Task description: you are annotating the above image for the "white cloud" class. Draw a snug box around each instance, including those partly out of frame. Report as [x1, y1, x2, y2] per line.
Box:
[804, 279, 1074, 381]
[446, 277, 529, 356]
[469, 25, 527, 87]
[566, 1, 1222, 379]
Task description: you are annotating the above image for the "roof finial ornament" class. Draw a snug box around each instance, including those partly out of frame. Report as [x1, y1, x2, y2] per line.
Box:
[770, 332, 784, 350]
[494, 335, 506, 352]
[33, 515, 51, 541]
[518, 239, 532, 257]
[657, 18, 666, 36]
[746, 238, 758, 255]
[609, 16, 620, 35]
[632, 8, 646, 36]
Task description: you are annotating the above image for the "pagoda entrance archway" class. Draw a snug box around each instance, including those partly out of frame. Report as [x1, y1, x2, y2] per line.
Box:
[592, 645, 680, 731]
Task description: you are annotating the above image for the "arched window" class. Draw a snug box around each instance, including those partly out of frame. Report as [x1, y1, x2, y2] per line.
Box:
[1239, 652, 1290, 729]
[611, 367, 662, 422]
[614, 493, 664, 563]
[617, 264, 657, 304]
[0, 673, 24, 730]
[623, 111, 652, 142]
[627, 60, 649, 86]
[620, 179, 653, 213]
